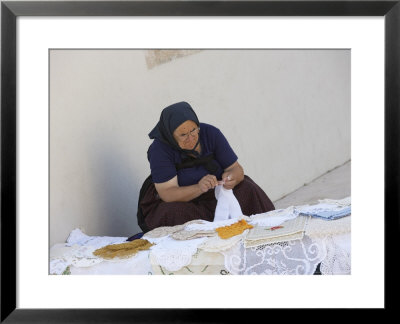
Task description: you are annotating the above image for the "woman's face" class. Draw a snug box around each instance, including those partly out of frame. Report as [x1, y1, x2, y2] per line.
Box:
[173, 120, 199, 150]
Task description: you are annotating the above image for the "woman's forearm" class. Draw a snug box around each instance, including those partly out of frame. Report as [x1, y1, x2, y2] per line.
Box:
[155, 174, 219, 203]
[231, 164, 244, 183]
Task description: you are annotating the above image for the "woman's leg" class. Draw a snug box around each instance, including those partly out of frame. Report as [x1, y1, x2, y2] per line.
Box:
[141, 183, 216, 230]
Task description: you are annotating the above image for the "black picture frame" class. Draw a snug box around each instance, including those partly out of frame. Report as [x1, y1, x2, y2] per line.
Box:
[1, 0, 398, 321]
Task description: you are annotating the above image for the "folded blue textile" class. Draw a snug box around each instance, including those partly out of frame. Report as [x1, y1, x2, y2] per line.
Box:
[299, 206, 351, 220]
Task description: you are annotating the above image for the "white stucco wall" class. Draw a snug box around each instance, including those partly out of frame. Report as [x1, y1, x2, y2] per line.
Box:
[50, 49, 350, 246]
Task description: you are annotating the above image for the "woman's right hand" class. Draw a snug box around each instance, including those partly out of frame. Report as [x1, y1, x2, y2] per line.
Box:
[198, 174, 219, 193]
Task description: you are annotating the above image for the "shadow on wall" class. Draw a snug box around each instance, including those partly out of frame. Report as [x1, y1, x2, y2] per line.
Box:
[92, 140, 143, 237]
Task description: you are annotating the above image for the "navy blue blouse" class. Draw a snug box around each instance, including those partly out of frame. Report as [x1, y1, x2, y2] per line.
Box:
[147, 123, 238, 186]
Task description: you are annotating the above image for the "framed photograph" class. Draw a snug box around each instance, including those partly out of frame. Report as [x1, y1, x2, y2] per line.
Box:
[1, 0, 398, 321]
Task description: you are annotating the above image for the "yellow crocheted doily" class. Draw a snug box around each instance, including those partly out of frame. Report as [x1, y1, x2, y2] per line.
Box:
[215, 219, 253, 239]
[93, 239, 154, 260]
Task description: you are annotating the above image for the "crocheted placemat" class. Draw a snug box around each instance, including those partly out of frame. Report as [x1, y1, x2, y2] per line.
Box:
[305, 214, 351, 238]
[244, 215, 309, 247]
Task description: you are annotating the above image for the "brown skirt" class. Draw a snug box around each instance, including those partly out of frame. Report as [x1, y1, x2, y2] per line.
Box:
[140, 175, 275, 231]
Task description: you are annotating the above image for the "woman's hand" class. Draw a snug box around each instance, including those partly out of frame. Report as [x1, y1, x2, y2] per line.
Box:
[221, 173, 236, 190]
[222, 161, 244, 190]
[198, 174, 219, 193]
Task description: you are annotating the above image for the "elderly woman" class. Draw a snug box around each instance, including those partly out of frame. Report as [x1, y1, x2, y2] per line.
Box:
[137, 101, 275, 232]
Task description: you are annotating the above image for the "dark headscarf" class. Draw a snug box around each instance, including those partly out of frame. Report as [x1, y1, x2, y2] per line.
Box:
[148, 101, 201, 156]
[148, 101, 219, 174]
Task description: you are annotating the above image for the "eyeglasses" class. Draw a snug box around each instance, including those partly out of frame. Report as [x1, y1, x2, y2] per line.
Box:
[177, 127, 200, 142]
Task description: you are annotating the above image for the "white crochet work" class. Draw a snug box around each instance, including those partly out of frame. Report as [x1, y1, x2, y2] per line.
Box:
[149, 236, 208, 271]
[305, 215, 351, 239]
[318, 196, 351, 207]
[214, 184, 243, 221]
[314, 233, 351, 275]
[221, 235, 326, 275]
[50, 199, 351, 275]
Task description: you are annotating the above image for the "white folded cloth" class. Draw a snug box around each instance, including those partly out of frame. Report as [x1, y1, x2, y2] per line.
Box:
[213, 184, 243, 221]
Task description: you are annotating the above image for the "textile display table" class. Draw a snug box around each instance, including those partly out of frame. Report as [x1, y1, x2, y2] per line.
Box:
[50, 198, 351, 276]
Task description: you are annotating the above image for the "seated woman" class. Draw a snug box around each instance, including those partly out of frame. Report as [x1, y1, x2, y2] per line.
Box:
[138, 101, 275, 232]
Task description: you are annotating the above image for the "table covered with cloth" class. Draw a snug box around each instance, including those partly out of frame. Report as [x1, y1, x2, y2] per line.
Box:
[50, 197, 351, 275]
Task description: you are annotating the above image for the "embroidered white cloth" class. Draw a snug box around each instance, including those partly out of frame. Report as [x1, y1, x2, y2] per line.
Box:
[142, 219, 215, 244]
[199, 229, 249, 252]
[149, 236, 208, 271]
[69, 250, 153, 275]
[50, 243, 153, 275]
[66, 228, 127, 248]
[296, 197, 351, 220]
[143, 220, 205, 239]
[171, 229, 217, 240]
[50, 228, 129, 275]
[248, 206, 301, 227]
[213, 184, 243, 221]
[184, 216, 250, 232]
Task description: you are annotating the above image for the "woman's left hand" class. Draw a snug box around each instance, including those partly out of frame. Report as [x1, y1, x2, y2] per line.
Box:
[221, 161, 244, 190]
[221, 173, 236, 190]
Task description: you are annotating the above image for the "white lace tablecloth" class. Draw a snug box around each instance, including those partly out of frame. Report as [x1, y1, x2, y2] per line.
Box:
[220, 214, 351, 275]
[220, 232, 350, 275]
[50, 200, 351, 275]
